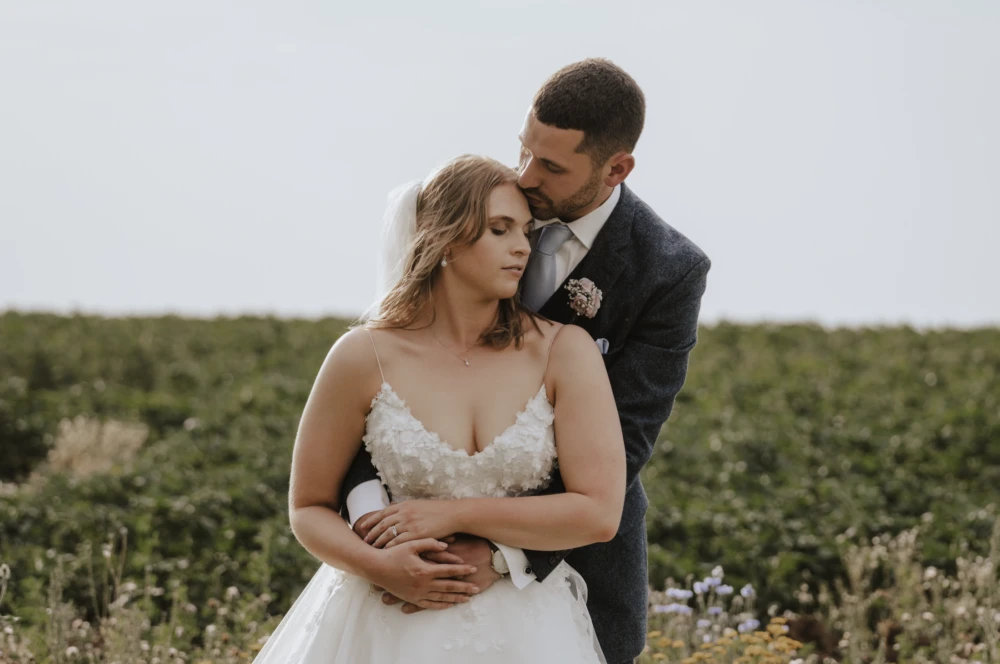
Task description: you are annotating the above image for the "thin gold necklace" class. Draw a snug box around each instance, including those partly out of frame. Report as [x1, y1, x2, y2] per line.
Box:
[431, 329, 477, 367]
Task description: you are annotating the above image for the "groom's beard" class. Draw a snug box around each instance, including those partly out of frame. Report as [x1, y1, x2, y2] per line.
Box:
[524, 169, 603, 222]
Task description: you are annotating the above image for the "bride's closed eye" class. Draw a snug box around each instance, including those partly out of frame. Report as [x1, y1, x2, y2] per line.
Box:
[491, 227, 533, 238]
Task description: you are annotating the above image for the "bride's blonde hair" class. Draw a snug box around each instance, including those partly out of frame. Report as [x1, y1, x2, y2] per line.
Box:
[365, 154, 542, 349]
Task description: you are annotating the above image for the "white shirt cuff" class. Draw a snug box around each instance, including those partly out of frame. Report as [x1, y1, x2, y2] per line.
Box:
[346, 480, 390, 528]
[494, 542, 536, 589]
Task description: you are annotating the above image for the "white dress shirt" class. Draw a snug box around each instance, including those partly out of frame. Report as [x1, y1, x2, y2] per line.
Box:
[346, 185, 621, 589]
[531, 184, 621, 289]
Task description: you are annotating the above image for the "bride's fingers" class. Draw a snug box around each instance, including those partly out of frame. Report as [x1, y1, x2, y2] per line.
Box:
[424, 563, 479, 579]
[406, 538, 450, 555]
[384, 530, 420, 549]
[362, 518, 386, 544]
[364, 516, 399, 545]
[421, 551, 464, 565]
[426, 592, 473, 604]
[354, 510, 385, 535]
[371, 522, 405, 549]
[428, 579, 481, 595]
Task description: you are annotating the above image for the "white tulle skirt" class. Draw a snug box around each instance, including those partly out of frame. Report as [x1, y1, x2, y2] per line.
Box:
[253, 561, 606, 663]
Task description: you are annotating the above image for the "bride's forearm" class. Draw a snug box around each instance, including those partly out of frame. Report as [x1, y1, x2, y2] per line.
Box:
[451, 493, 619, 551]
[290, 505, 384, 580]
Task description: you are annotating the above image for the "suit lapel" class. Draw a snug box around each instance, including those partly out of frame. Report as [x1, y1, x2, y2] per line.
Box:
[539, 183, 636, 334]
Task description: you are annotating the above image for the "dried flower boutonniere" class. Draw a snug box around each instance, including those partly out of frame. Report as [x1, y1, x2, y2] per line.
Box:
[565, 278, 602, 319]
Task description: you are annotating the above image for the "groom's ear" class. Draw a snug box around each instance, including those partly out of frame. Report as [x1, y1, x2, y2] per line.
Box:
[603, 153, 635, 188]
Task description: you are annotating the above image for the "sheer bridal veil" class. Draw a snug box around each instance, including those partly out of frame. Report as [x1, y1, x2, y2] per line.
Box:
[369, 180, 422, 317]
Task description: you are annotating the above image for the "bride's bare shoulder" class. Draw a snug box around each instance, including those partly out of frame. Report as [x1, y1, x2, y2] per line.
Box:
[520, 313, 561, 351]
[547, 324, 603, 372]
[314, 326, 383, 390]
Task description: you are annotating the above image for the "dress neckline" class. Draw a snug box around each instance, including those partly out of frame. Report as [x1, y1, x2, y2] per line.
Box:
[369, 382, 551, 459]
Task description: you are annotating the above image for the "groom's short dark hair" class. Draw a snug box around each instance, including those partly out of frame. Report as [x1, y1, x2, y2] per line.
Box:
[532, 58, 646, 167]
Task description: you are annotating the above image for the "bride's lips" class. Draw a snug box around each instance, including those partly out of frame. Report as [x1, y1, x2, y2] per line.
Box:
[502, 265, 525, 276]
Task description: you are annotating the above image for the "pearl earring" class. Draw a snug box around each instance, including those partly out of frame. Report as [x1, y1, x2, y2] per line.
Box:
[441, 255, 448, 267]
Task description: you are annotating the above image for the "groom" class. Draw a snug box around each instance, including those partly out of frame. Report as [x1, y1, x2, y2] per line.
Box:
[344, 59, 710, 664]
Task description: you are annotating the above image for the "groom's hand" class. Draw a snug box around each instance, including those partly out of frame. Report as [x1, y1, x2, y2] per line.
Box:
[384, 535, 501, 614]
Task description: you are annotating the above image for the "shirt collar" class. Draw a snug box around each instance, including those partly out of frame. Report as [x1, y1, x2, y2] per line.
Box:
[533, 184, 621, 250]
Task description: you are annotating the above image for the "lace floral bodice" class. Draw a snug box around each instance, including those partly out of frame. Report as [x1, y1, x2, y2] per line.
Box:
[362, 383, 557, 502]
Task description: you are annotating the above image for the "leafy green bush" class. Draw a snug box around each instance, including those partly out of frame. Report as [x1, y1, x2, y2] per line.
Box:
[0, 312, 997, 635]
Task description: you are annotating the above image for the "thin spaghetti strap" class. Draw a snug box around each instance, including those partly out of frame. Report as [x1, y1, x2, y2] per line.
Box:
[541, 324, 568, 380]
[363, 328, 386, 384]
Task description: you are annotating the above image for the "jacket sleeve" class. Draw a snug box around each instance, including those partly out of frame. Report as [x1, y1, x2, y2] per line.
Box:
[522, 256, 711, 581]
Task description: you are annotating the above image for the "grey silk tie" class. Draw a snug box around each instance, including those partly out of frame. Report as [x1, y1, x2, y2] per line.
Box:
[520, 223, 574, 312]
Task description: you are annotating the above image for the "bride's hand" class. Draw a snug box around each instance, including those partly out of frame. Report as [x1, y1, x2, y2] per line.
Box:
[363, 500, 457, 549]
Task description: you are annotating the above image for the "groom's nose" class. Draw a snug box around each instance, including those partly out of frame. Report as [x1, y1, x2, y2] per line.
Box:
[517, 158, 542, 190]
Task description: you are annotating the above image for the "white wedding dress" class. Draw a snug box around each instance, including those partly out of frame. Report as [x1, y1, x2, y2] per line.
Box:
[252, 376, 606, 663]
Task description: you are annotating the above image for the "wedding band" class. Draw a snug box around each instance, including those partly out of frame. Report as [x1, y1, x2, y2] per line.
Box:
[391, 525, 399, 538]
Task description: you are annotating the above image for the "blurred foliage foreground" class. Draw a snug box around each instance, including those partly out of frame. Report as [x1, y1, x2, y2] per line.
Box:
[0, 312, 998, 663]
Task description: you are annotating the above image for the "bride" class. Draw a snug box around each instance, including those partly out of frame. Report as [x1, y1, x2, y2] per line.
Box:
[253, 154, 625, 663]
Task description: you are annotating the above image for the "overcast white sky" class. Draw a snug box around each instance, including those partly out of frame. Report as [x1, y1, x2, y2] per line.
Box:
[1, 1, 997, 327]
